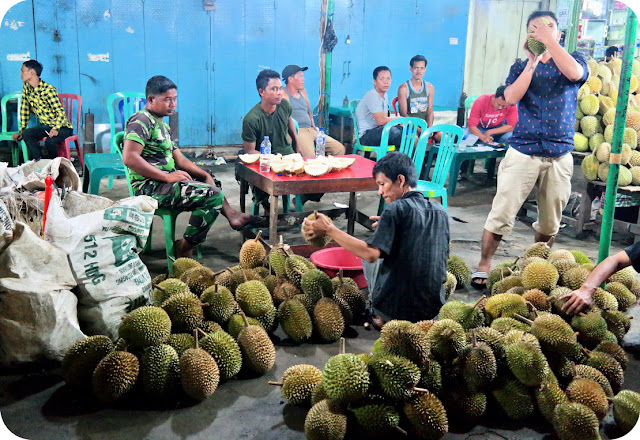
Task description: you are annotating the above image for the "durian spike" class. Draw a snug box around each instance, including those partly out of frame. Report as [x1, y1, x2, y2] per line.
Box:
[514, 314, 534, 326]
[268, 381, 283, 386]
[394, 426, 408, 436]
[339, 337, 346, 355]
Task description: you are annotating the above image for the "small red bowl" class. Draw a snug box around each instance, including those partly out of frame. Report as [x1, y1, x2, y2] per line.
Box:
[310, 247, 367, 289]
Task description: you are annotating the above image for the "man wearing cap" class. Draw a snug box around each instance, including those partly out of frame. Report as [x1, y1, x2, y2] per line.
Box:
[281, 64, 345, 157]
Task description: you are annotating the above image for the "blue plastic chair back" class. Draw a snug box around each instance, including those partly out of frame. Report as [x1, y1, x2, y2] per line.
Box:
[107, 92, 146, 152]
[377, 117, 427, 162]
[427, 124, 464, 187]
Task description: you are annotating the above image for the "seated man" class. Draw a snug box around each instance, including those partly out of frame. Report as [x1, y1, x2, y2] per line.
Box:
[355, 66, 403, 149]
[605, 46, 619, 62]
[397, 54, 440, 141]
[303, 152, 449, 327]
[122, 75, 260, 258]
[466, 85, 518, 145]
[11, 60, 74, 160]
[281, 64, 345, 157]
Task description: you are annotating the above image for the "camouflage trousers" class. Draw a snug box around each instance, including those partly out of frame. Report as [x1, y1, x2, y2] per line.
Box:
[135, 178, 224, 246]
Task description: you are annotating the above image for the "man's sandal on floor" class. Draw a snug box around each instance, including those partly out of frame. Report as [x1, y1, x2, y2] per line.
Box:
[470, 270, 488, 290]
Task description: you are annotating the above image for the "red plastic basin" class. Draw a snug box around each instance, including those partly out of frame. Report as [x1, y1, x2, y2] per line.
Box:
[310, 247, 367, 289]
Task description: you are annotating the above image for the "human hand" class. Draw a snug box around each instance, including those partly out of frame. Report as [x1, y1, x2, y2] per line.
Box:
[48, 129, 59, 137]
[528, 17, 556, 46]
[479, 134, 494, 143]
[164, 170, 192, 183]
[369, 215, 380, 229]
[559, 287, 593, 315]
[302, 213, 333, 239]
[11, 132, 22, 141]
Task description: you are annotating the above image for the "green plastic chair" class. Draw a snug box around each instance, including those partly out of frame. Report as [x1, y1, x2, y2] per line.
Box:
[0, 92, 24, 166]
[113, 131, 200, 273]
[415, 124, 464, 209]
[348, 99, 396, 157]
[464, 94, 481, 125]
[83, 92, 145, 194]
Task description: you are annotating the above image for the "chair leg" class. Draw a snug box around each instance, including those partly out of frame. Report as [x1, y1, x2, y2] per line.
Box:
[295, 195, 304, 213]
[74, 139, 84, 170]
[90, 175, 102, 195]
[161, 214, 177, 274]
[11, 143, 19, 166]
[143, 221, 153, 252]
[282, 195, 290, 213]
[252, 202, 260, 216]
[108, 175, 114, 190]
[441, 194, 448, 210]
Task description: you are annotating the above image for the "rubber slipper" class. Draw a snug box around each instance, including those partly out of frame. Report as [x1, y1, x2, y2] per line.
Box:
[470, 270, 488, 290]
[233, 216, 268, 231]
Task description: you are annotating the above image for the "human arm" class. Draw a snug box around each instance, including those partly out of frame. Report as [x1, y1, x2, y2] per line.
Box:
[372, 112, 399, 126]
[173, 149, 214, 184]
[485, 124, 513, 137]
[241, 116, 261, 154]
[242, 141, 260, 154]
[300, 89, 316, 129]
[528, 18, 584, 82]
[504, 46, 541, 105]
[45, 87, 68, 132]
[426, 83, 435, 127]
[122, 139, 192, 183]
[288, 117, 300, 154]
[560, 250, 633, 315]
[302, 213, 382, 263]
[397, 83, 409, 117]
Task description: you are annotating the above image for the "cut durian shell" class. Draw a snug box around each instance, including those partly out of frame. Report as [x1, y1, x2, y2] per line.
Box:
[271, 162, 288, 173]
[286, 160, 306, 174]
[304, 161, 331, 177]
[330, 157, 356, 171]
[238, 154, 261, 164]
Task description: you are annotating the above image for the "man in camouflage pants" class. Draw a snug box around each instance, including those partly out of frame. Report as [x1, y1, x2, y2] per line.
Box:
[123, 75, 262, 258]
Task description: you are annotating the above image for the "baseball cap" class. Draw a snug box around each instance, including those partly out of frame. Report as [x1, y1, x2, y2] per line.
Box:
[282, 65, 308, 80]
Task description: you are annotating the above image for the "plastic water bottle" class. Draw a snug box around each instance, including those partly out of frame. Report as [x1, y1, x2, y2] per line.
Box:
[259, 136, 271, 173]
[315, 128, 326, 158]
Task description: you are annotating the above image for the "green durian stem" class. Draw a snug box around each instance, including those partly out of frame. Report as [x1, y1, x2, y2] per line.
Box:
[394, 426, 408, 436]
[338, 268, 344, 284]
[339, 337, 346, 354]
[153, 284, 166, 292]
[196, 328, 208, 337]
[242, 270, 248, 283]
[413, 387, 429, 393]
[472, 295, 486, 311]
[168, 255, 176, 262]
[268, 381, 283, 386]
[193, 329, 200, 349]
[240, 311, 250, 328]
[514, 314, 534, 326]
[255, 230, 263, 243]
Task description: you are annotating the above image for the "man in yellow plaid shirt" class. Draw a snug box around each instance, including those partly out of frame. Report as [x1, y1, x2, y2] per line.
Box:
[11, 60, 73, 160]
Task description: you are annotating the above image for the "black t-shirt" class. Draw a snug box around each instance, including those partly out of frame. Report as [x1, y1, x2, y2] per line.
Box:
[625, 241, 640, 271]
[366, 191, 449, 321]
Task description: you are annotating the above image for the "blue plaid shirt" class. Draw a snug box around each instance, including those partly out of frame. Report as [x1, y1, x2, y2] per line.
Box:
[506, 51, 588, 157]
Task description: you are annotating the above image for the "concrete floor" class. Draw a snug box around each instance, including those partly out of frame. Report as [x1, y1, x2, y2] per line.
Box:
[1, 157, 639, 439]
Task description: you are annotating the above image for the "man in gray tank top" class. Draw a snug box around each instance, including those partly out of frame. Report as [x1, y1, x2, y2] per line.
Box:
[281, 64, 345, 157]
[397, 55, 440, 142]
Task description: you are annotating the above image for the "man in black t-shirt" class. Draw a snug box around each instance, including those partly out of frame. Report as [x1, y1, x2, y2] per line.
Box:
[561, 242, 640, 315]
[302, 152, 449, 328]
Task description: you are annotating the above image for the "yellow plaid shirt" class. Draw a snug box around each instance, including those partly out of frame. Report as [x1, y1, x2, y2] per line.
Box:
[19, 80, 72, 131]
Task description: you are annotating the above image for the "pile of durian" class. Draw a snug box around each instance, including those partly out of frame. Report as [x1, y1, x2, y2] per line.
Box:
[275, 242, 640, 440]
[578, 57, 640, 187]
[61, 230, 365, 406]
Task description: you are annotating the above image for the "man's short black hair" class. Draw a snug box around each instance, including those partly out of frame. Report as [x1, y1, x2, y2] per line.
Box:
[606, 46, 619, 58]
[410, 55, 427, 67]
[527, 10, 558, 27]
[256, 69, 281, 92]
[372, 152, 417, 188]
[23, 60, 43, 77]
[495, 85, 507, 99]
[373, 66, 391, 80]
[146, 75, 177, 97]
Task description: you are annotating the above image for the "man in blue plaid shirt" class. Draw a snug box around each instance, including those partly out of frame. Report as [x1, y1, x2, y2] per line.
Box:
[11, 60, 73, 160]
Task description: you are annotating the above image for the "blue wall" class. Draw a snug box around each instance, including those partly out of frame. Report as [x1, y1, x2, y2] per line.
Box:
[0, 0, 469, 146]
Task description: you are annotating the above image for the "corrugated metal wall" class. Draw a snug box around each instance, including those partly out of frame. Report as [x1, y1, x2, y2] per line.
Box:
[0, 0, 470, 147]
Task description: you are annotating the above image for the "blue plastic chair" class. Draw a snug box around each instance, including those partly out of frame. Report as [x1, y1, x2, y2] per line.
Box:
[83, 92, 145, 194]
[348, 99, 396, 157]
[415, 124, 464, 209]
[113, 131, 200, 273]
[0, 92, 24, 166]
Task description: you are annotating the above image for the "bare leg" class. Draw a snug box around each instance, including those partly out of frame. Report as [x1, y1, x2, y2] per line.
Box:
[174, 239, 194, 258]
[220, 197, 261, 230]
[473, 229, 503, 286]
[534, 231, 555, 247]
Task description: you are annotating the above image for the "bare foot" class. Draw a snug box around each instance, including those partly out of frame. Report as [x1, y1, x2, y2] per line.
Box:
[369, 314, 386, 331]
[174, 239, 194, 258]
[228, 213, 264, 231]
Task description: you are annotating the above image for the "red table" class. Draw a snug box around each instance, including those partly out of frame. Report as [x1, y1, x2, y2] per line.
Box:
[236, 154, 378, 244]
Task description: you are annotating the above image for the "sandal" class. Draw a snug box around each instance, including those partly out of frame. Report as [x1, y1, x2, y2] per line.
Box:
[470, 270, 488, 290]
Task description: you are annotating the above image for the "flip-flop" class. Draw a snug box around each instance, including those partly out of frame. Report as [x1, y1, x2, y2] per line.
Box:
[233, 215, 268, 231]
[470, 270, 488, 290]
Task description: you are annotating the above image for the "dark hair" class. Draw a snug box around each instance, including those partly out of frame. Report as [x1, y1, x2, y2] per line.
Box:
[495, 85, 507, 99]
[256, 69, 281, 92]
[372, 152, 417, 188]
[373, 66, 391, 80]
[527, 11, 558, 27]
[605, 46, 619, 57]
[410, 55, 427, 67]
[146, 75, 177, 97]
[23, 60, 43, 77]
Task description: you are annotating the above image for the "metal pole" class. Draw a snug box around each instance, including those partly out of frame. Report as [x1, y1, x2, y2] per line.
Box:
[598, 8, 637, 263]
[323, 0, 334, 131]
[564, 0, 581, 52]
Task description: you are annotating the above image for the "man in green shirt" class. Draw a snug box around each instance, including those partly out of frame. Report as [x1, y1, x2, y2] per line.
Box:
[123, 75, 262, 258]
[241, 69, 299, 155]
